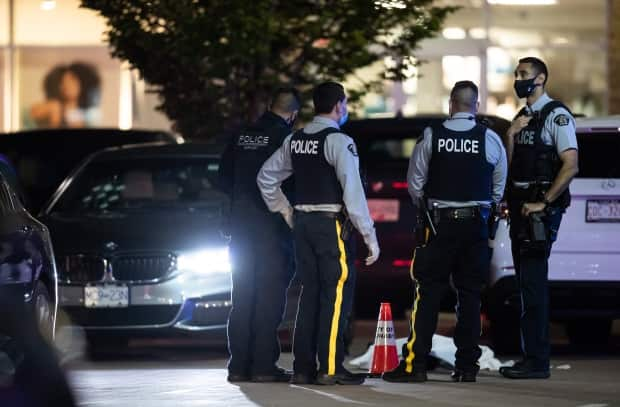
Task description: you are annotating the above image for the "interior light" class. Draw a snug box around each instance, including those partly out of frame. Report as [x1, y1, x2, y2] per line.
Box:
[40, 1, 56, 11]
[469, 28, 487, 39]
[550, 36, 570, 45]
[442, 27, 466, 40]
[487, 0, 557, 5]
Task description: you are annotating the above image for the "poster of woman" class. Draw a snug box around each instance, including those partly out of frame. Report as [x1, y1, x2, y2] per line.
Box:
[29, 62, 102, 128]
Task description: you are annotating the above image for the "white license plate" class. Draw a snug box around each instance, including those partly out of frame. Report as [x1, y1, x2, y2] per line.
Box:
[84, 285, 129, 308]
[586, 199, 620, 222]
[368, 199, 400, 222]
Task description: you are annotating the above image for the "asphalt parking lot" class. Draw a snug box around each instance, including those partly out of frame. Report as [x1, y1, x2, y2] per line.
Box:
[62, 316, 620, 407]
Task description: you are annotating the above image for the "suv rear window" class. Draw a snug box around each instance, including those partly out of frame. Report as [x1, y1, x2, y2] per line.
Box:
[576, 132, 620, 178]
[367, 138, 418, 161]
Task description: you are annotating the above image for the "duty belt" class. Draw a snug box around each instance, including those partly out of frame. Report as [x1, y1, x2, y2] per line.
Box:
[433, 206, 487, 221]
[295, 210, 341, 219]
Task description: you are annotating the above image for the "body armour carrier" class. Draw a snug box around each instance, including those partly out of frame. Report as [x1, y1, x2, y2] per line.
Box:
[290, 127, 343, 206]
[425, 123, 494, 202]
[510, 100, 571, 208]
[232, 126, 280, 207]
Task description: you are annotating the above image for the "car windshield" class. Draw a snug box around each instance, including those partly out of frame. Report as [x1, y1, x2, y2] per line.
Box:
[51, 157, 227, 213]
[576, 132, 620, 178]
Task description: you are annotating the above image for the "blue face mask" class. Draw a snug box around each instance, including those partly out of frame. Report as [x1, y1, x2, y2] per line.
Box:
[338, 110, 349, 126]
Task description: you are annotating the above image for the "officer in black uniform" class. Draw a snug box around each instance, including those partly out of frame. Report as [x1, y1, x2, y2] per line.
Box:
[383, 81, 507, 383]
[258, 82, 379, 386]
[500, 57, 578, 380]
[219, 88, 301, 383]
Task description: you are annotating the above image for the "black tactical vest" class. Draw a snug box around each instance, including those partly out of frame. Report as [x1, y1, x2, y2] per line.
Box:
[290, 127, 343, 206]
[425, 124, 494, 202]
[510, 100, 571, 207]
[231, 114, 289, 208]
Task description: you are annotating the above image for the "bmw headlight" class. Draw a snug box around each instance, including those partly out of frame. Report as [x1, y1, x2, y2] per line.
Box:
[177, 247, 231, 274]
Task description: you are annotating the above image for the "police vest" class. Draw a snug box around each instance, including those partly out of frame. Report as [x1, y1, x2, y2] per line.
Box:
[424, 124, 493, 202]
[510, 100, 571, 207]
[231, 118, 287, 207]
[290, 127, 343, 206]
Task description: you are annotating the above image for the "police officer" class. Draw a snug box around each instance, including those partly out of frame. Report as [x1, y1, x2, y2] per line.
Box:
[500, 57, 578, 380]
[383, 81, 507, 383]
[258, 82, 379, 385]
[219, 88, 300, 383]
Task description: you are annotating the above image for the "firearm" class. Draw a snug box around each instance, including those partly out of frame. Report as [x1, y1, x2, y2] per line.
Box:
[415, 198, 437, 246]
[515, 184, 548, 251]
[488, 203, 500, 240]
[339, 208, 353, 241]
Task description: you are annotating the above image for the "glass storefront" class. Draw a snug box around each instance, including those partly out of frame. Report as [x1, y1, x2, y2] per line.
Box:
[354, 0, 608, 120]
[0, 0, 169, 132]
[0, 0, 611, 132]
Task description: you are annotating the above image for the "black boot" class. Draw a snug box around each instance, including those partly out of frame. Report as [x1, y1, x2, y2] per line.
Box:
[251, 367, 293, 383]
[290, 370, 317, 385]
[315, 369, 366, 385]
[451, 369, 477, 382]
[382, 361, 427, 383]
[500, 360, 550, 379]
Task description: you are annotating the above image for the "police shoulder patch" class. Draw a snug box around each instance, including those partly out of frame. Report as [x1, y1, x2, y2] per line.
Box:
[347, 143, 358, 157]
[553, 114, 570, 126]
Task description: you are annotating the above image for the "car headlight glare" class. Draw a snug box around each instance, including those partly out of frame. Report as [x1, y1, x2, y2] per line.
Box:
[177, 247, 231, 274]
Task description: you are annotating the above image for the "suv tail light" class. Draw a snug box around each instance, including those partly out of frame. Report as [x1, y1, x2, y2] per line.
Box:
[392, 259, 412, 268]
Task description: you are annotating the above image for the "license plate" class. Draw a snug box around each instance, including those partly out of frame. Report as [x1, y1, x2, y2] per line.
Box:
[368, 199, 400, 222]
[84, 285, 129, 308]
[586, 199, 620, 222]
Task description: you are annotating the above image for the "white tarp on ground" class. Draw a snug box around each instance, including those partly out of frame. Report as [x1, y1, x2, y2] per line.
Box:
[349, 334, 514, 371]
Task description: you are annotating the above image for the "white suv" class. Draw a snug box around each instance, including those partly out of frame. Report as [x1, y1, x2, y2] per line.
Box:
[487, 116, 620, 352]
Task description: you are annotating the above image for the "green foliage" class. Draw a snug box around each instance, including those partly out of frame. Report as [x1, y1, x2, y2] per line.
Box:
[82, 0, 455, 139]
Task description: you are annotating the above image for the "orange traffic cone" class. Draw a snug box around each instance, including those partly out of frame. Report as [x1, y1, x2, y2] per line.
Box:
[369, 302, 399, 377]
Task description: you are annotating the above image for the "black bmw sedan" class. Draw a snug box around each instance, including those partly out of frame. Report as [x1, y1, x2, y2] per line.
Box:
[40, 143, 236, 347]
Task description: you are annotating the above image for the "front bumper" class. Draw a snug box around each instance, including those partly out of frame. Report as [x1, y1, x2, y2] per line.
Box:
[59, 272, 231, 331]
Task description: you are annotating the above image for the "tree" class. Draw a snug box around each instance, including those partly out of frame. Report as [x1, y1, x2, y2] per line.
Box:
[82, 0, 455, 139]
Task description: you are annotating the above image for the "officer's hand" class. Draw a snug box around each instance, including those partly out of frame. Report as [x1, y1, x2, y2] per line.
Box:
[364, 233, 380, 266]
[521, 202, 545, 217]
[508, 115, 532, 136]
[281, 206, 294, 229]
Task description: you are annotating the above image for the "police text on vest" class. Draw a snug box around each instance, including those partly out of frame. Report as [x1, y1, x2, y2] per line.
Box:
[291, 139, 319, 155]
[516, 130, 535, 145]
[437, 138, 479, 154]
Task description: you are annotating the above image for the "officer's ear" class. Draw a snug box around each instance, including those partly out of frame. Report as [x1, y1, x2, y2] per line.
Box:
[474, 100, 480, 114]
[535, 72, 546, 87]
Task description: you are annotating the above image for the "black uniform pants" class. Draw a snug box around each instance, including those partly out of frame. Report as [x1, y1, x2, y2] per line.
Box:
[402, 216, 489, 372]
[292, 211, 355, 376]
[508, 201, 563, 370]
[227, 210, 294, 376]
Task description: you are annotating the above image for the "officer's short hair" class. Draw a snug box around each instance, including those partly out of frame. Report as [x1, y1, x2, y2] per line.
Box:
[519, 56, 548, 86]
[450, 81, 478, 110]
[313, 82, 346, 114]
[271, 87, 301, 113]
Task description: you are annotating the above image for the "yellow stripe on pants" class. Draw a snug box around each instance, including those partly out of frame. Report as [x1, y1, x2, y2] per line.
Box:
[328, 220, 349, 375]
[405, 249, 421, 373]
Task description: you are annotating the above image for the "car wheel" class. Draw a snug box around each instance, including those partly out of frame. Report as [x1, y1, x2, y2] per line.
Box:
[485, 277, 521, 355]
[33, 282, 54, 341]
[566, 319, 612, 347]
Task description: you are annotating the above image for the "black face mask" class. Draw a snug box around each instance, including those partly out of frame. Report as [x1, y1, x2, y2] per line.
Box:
[514, 78, 539, 99]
